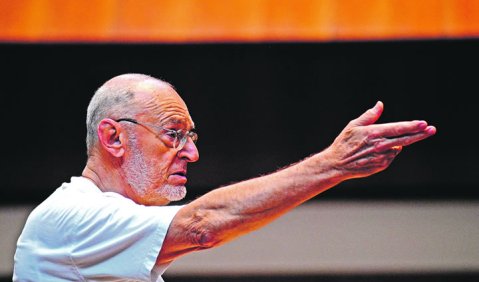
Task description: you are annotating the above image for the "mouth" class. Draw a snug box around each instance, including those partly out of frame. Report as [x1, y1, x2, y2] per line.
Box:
[172, 171, 186, 177]
[169, 170, 188, 185]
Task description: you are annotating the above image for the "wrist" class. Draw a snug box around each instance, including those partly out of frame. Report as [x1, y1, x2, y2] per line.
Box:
[299, 149, 346, 189]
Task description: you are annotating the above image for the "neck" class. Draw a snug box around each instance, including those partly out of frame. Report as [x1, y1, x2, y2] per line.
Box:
[82, 154, 128, 197]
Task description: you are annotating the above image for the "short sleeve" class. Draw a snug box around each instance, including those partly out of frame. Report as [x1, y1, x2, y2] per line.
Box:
[68, 195, 183, 281]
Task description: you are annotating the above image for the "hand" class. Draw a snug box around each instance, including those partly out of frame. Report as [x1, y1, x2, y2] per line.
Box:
[326, 101, 436, 179]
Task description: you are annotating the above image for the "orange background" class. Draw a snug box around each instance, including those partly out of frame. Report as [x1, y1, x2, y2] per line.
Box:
[1, 0, 479, 42]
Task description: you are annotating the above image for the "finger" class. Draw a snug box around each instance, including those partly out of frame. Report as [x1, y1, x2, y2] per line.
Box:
[375, 127, 436, 151]
[369, 120, 430, 138]
[349, 101, 383, 127]
[396, 128, 436, 147]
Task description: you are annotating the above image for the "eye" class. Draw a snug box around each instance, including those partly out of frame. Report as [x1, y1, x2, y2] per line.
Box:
[164, 130, 178, 139]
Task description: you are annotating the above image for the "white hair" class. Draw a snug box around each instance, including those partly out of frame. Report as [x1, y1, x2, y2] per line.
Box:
[85, 73, 158, 156]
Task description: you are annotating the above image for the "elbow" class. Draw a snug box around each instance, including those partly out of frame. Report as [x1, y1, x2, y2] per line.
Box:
[187, 210, 225, 250]
[194, 229, 220, 249]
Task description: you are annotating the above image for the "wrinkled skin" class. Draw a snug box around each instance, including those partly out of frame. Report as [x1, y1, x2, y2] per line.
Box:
[159, 100, 436, 264]
[82, 73, 437, 267]
[324, 101, 435, 179]
[83, 74, 199, 206]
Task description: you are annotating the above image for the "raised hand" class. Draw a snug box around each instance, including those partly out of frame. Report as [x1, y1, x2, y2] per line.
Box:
[325, 101, 436, 179]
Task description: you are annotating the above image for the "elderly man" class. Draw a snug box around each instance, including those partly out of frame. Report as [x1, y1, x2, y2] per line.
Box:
[13, 73, 436, 281]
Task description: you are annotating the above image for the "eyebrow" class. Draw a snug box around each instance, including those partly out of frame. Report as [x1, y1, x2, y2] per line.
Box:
[162, 118, 195, 130]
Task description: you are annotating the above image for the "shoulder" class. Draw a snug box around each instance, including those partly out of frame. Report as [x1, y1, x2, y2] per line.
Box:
[49, 177, 183, 227]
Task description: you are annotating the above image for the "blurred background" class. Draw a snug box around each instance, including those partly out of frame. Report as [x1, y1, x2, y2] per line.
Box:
[1, 0, 479, 281]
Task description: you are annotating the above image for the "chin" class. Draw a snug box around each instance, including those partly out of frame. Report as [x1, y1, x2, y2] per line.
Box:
[160, 184, 187, 202]
[136, 185, 186, 206]
[138, 196, 171, 206]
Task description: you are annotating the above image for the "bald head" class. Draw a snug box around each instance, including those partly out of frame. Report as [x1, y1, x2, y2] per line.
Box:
[85, 73, 178, 156]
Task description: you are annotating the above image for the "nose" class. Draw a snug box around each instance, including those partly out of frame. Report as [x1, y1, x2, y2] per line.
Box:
[177, 137, 199, 162]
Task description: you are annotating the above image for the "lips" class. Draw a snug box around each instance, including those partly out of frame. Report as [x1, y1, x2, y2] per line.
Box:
[169, 169, 188, 185]
[172, 170, 186, 177]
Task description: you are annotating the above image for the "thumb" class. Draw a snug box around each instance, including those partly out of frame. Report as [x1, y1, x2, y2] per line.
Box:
[349, 101, 383, 127]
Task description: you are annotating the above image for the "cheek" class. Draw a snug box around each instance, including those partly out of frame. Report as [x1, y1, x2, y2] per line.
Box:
[151, 158, 169, 181]
[133, 133, 178, 180]
[148, 149, 178, 180]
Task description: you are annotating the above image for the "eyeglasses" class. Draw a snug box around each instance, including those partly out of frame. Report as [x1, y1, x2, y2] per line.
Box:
[116, 118, 198, 150]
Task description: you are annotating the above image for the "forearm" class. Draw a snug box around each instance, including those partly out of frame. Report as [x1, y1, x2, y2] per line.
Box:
[189, 151, 342, 238]
[164, 150, 344, 257]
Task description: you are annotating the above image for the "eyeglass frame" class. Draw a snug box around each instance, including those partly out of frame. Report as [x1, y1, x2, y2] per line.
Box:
[115, 118, 198, 150]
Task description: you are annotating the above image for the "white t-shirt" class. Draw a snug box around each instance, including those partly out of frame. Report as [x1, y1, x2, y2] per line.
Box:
[13, 176, 183, 282]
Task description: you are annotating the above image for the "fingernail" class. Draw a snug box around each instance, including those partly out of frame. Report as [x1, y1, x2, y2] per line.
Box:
[418, 121, 427, 129]
[426, 126, 436, 135]
[372, 101, 382, 113]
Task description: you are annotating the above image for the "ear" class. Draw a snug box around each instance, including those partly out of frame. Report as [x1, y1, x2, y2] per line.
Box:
[97, 118, 126, 158]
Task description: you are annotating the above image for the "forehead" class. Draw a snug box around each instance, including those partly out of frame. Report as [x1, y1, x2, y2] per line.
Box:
[134, 80, 195, 128]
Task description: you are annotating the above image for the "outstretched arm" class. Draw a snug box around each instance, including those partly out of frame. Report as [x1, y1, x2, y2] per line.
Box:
[158, 101, 436, 263]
